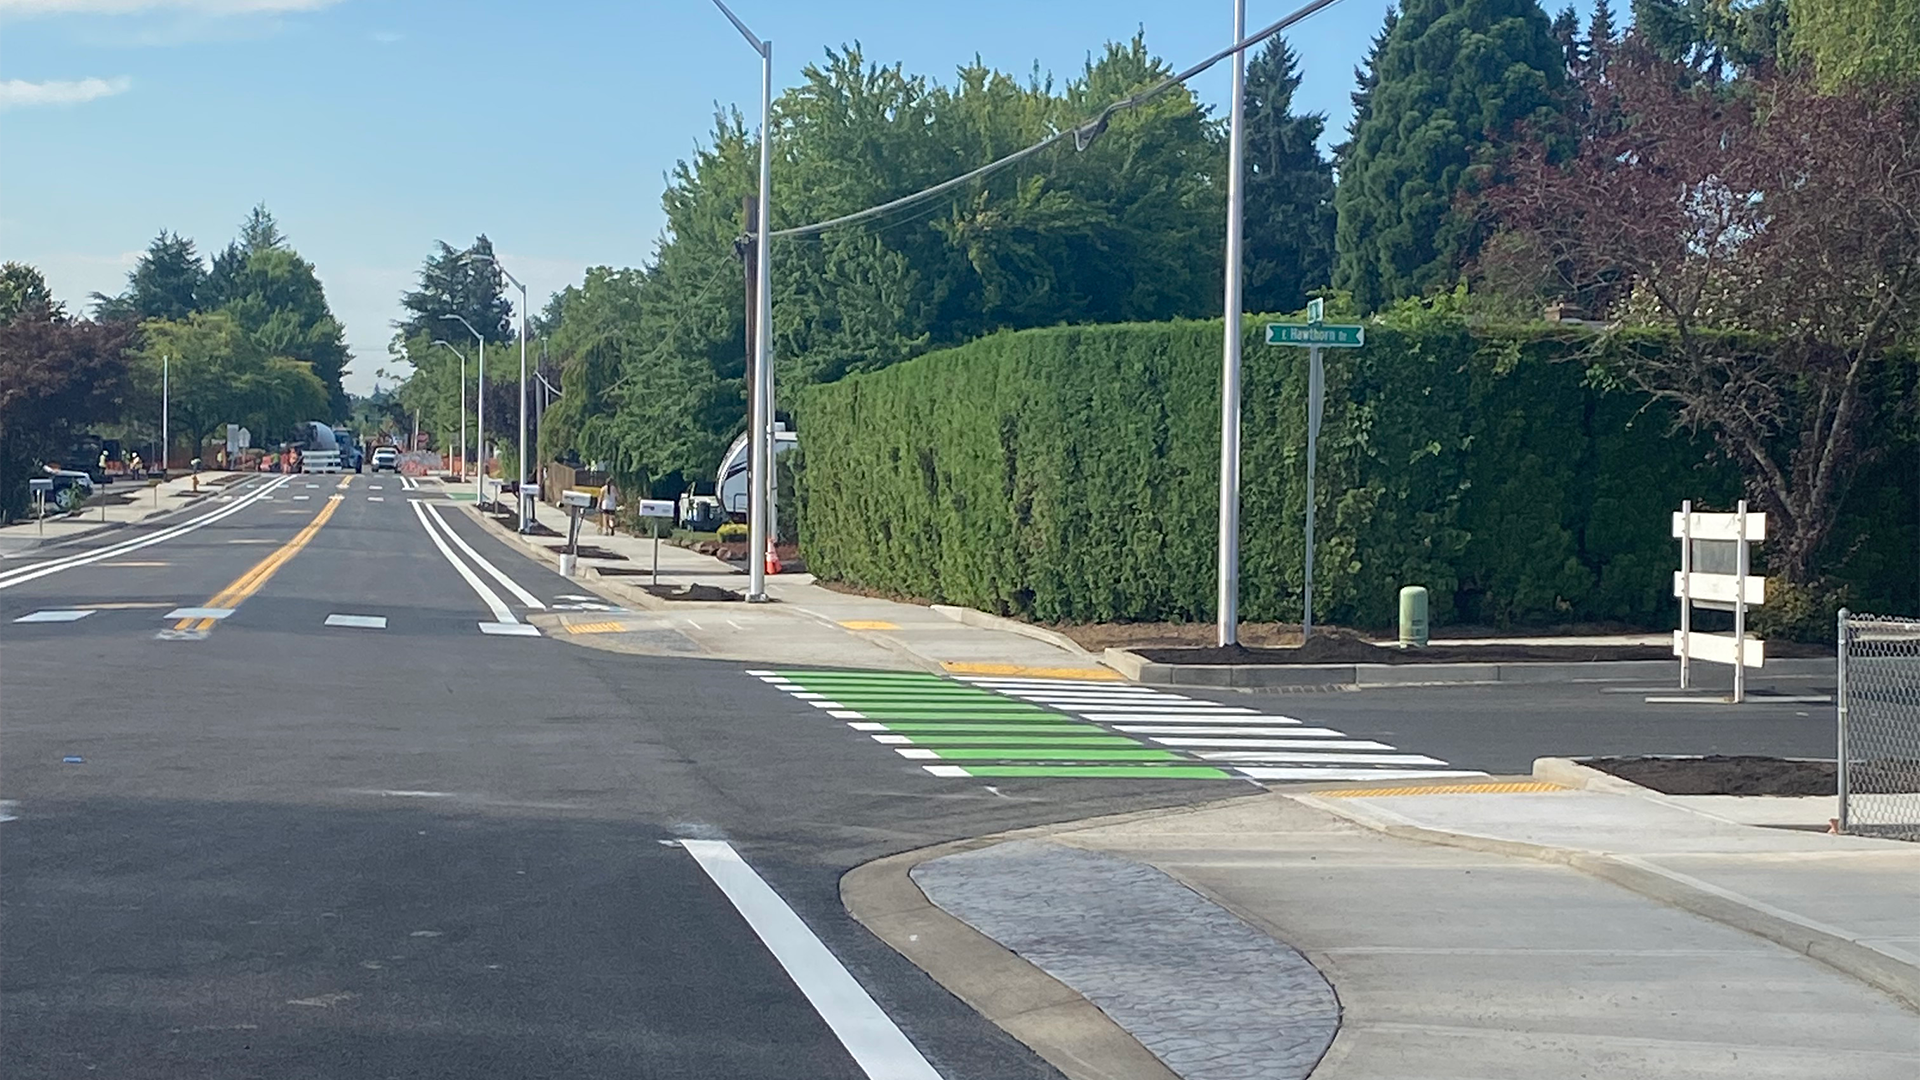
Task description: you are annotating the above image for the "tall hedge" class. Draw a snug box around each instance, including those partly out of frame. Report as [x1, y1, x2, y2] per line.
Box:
[795, 301, 1746, 628]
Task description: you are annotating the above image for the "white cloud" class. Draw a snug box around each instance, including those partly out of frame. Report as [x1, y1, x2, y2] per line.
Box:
[0, 75, 131, 108]
[0, 0, 339, 14]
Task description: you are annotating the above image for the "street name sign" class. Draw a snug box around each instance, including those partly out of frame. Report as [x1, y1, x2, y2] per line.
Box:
[1266, 323, 1364, 347]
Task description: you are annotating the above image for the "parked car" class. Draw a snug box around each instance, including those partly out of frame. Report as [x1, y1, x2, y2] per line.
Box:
[41, 468, 95, 512]
[370, 446, 399, 473]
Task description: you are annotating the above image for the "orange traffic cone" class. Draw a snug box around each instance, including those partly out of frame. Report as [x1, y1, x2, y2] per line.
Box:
[765, 538, 782, 576]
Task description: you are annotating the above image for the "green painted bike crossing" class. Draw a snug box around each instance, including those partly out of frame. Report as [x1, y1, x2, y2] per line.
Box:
[751, 669, 1233, 780]
[749, 668, 1486, 784]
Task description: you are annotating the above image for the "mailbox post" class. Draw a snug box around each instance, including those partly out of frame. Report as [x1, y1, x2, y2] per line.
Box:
[29, 477, 51, 535]
[559, 489, 594, 577]
[637, 499, 676, 586]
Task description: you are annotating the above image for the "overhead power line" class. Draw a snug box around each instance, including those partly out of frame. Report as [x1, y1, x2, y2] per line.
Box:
[769, 0, 1349, 240]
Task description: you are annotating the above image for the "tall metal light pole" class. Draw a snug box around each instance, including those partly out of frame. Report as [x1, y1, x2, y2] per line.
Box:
[467, 254, 533, 532]
[433, 339, 468, 481]
[442, 314, 485, 503]
[1216, 0, 1249, 647]
[711, 0, 774, 602]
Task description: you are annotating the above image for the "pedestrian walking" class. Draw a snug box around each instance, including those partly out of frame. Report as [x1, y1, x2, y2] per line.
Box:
[599, 480, 619, 536]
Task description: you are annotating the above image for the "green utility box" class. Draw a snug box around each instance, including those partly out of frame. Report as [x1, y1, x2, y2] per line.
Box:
[1399, 586, 1429, 648]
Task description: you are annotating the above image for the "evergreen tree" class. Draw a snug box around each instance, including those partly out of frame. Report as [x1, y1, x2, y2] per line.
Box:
[1631, 0, 1789, 82]
[1334, 8, 1400, 168]
[105, 231, 206, 322]
[1586, 0, 1619, 74]
[1333, 0, 1567, 312]
[1551, 5, 1585, 75]
[206, 204, 288, 308]
[219, 245, 352, 420]
[396, 236, 516, 344]
[1241, 37, 1336, 315]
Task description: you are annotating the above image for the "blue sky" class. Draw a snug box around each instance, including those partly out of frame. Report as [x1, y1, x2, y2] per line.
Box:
[2, 0, 1405, 394]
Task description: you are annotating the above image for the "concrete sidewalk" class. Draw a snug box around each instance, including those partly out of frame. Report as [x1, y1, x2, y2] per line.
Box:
[0, 471, 249, 556]
[866, 776, 1919, 1080]
[478, 496, 1119, 679]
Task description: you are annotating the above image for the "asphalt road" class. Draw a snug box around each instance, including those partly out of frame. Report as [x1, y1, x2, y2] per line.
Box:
[0, 472, 1842, 1078]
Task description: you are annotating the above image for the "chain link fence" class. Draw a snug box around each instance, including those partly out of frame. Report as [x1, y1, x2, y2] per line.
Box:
[1838, 610, 1920, 840]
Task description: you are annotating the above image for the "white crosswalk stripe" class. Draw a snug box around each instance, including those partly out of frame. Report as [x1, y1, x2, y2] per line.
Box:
[955, 676, 1482, 782]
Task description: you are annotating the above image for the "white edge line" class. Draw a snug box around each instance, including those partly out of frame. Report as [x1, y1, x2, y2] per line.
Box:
[0, 474, 293, 590]
[410, 500, 516, 623]
[422, 502, 546, 609]
[679, 840, 944, 1080]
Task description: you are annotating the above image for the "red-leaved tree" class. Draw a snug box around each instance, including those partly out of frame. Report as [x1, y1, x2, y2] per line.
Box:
[0, 302, 135, 521]
[1483, 42, 1920, 585]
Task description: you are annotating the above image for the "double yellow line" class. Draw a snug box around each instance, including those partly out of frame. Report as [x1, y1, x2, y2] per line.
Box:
[172, 494, 345, 632]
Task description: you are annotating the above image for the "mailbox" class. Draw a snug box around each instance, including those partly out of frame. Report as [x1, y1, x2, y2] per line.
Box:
[637, 499, 676, 519]
[561, 489, 595, 509]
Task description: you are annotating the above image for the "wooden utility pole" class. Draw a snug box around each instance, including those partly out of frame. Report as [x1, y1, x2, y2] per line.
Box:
[737, 194, 759, 514]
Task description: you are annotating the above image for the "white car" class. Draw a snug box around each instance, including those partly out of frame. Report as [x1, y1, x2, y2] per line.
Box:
[370, 446, 400, 473]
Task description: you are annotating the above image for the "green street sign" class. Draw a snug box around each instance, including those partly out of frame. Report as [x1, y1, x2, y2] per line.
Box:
[1266, 322, 1364, 348]
[1306, 297, 1325, 323]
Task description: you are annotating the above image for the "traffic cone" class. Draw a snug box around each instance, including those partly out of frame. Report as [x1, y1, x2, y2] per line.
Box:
[765, 538, 782, 575]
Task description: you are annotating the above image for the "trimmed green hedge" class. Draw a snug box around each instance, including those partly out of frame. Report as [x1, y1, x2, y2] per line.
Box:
[795, 303, 1746, 628]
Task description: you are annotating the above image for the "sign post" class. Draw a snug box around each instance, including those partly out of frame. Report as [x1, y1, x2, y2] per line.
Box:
[1266, 309, 1364, 641]
[637, 499, 677, 587]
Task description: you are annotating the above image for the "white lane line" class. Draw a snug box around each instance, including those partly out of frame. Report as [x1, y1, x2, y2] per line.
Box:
[305, 483, 318, 489]
[410, 499, 517, 625]
[367, 496, 384, 502]
[0, 475, 293, 591]
[896, 748, 941, 760]
[13, 609, 96, 623]
[923, 765, 971, 778]
[369, 485, 384, 490]
[479, 622, 541, 636]
[422, 503, 545, 610]
[1153, 737, 1397, 751]
[325, 614, 388, 629]
[848, 722, 888, 731]
[872, 734, 913, 744]
[680, 840, 945, 1080]
[1241, 767, 1488, 781]
[1195, 751, 1449, 765]
[293, 494, 311, 501]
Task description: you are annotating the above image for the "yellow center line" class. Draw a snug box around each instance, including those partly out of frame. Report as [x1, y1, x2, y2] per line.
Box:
[172, 494, 345, 632]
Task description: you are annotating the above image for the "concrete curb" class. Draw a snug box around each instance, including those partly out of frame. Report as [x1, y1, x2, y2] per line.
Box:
[932, 605, 1093, 658]
[1109, 649, 1834, 689]
[1292, 785, 1920, 1015]
[842, 797, 1264, 1080]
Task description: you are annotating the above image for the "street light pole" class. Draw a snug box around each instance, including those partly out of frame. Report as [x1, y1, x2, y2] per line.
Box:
[465, 255, 533, 533]
[1216, 0, 1248, 647]
[441, 314, 485, 504]
[711, 0, 775, 602]
[433, 339, 468, 480]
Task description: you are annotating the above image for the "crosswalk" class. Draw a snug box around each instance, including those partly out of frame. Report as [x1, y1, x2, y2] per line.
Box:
[750, 669, 1484, 783]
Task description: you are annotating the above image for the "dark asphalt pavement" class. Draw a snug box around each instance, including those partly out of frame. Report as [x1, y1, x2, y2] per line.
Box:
[0, 474, 1843, 1078]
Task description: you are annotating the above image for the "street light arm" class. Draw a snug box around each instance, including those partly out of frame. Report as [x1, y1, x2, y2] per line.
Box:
[432, 339, 467, 362]
[708, 0, 767, 55]
[440, 313, 484, 345]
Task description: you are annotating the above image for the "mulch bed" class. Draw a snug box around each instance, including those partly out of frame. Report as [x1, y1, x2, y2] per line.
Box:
[1586, 754, 1920, 796]
[1586, 755, 1837, 796]
[640, 583, 743, 602]
[545, 544, 627, 561]
[1135, 635, 1675, 666]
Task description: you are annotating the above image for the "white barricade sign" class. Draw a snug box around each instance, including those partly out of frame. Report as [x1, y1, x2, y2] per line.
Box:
[1671, 499, 1767, 702]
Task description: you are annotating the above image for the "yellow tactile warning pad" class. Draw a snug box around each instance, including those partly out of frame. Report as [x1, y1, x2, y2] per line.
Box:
[565, 621, 631, 635]
[1317, 781, 1567, 797]
[839, 620, 900, 630]
[939, 661, 1124, 681]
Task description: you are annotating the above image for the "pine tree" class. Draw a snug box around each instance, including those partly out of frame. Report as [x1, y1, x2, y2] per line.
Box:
[1241, 37, 1336, 315]
[1551, 5, 1585, 76]
[1586, 0, 1618, 75]
[117, 231, 206, 322]
[396, 236, 515, 344]
[1332, 0, 1567, 312]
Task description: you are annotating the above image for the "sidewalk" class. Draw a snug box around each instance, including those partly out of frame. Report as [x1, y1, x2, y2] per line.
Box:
[863, 773, 1919, 1080]
[0, 471, 248, 557]
[477, 497, 1119, 679]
